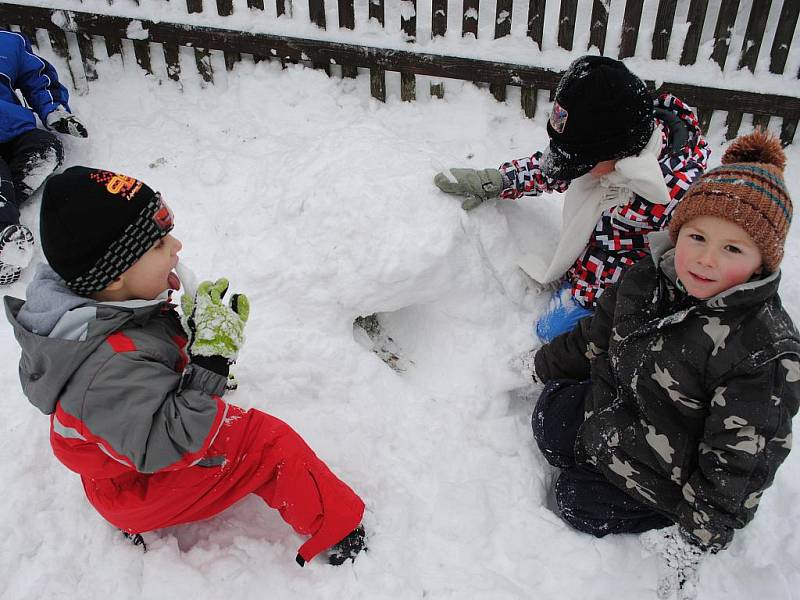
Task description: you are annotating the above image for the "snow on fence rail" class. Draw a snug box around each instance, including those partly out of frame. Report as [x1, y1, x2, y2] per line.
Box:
[1, 0, 798, 144]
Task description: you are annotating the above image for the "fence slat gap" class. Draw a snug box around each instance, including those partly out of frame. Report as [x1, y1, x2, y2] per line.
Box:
[588, 0, 610, 55]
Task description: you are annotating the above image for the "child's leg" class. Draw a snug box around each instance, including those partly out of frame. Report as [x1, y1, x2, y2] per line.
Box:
[532, 379, 590, 468]
[244, 410, 365, 562]
[86, 405, 364, 564]
[535, 282, 593, 343]
[0, 156, 20, 226]
[554, 464, 672, 536]
[3, 129, 64, 211]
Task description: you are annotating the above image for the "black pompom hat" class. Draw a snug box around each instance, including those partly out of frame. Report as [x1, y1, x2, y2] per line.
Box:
[41, 166, 174, 295]
[541, 55, 655, 180]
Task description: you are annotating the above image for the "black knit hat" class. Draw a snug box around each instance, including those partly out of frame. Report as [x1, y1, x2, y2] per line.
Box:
[41, 166, 174, 295]
[541, 55, 655, 180]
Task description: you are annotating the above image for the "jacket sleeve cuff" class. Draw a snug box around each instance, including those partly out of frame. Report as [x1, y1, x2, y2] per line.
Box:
[179, 363, 228, 397]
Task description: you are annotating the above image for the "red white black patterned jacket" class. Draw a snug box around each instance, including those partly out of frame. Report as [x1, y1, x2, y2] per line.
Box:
[499, 94, 710, 307]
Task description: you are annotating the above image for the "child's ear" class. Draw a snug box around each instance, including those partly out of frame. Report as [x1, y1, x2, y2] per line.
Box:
[104, 276, 125, 291]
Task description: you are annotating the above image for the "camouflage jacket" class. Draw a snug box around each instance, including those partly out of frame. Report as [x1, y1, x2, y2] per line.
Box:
[534, 239, 800, 550]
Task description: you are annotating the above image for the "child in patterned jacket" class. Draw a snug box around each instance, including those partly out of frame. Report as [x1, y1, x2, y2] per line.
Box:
[528, 130, 799, 599]
[434, 55, 709, 342]
[5, 166, 365, 567]
[0, 29, 87, 286]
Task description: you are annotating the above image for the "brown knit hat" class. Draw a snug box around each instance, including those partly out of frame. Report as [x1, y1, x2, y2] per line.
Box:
[668, 129, 792, 272]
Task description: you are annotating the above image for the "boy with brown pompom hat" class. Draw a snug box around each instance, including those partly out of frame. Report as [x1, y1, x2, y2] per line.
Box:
[525, 130, 800, 599]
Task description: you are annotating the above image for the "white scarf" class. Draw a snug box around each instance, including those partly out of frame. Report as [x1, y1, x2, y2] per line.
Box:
[517, 126, 669, 284]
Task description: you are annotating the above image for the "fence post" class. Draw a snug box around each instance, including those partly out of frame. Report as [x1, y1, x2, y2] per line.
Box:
[217, 0, 241, 71]
[710, 0, 740, 138]
[400, 0, 417, 101]
[48, 28, 78, 89]
[369, 0, 386, 101]
[76, 31, 98, 81]
[521, 0, 545, 118]
[651, 0, 678, 60]
[462, 0, 479, 39]
[246, 0, 268, 63]
[557, 0, 577, 51]
[618, 0, 643, 59]
[679, 0, 708, 66]
[430, 0, 447, 98]
[309, 0, 330, 73]
[490, 0, 513, 101]
[770, 0, 799, 145]
[726, 0, 771, 139]
[588, 0, 610, 54]
[102, 1, 124, 61]
[338, 0, 357, 77]
[187, 0, 213, 83]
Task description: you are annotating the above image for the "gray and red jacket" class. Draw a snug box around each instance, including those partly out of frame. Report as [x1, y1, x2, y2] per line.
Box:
[5, 270, 227, 480]
[500, 94, 710, 307]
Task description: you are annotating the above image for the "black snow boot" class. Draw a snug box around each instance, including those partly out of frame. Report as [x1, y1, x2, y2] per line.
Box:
[121, 530, 148, 552]
[327, 524, 367, 566]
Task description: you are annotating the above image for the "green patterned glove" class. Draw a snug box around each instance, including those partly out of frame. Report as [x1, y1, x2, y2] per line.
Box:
[181, 278, 250, 361]
[433, 168, 505, 210]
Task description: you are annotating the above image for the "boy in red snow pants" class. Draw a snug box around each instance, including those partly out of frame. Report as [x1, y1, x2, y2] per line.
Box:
[6, 166, 365, 566]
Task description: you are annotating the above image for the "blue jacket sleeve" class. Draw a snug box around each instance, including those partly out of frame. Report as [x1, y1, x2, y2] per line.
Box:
[13, 32, 71, 121]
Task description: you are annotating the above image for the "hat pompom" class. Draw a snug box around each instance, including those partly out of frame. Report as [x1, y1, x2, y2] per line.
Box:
[722, 129, 786, 170]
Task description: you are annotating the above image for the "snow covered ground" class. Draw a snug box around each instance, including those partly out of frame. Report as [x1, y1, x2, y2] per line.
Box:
[1, 38, 800, 600]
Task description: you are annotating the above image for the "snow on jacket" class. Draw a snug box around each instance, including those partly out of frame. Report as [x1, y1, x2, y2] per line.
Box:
[500, 94, 710, 308]
[533, 234, 800, 551]
[0, 30, 71, 143]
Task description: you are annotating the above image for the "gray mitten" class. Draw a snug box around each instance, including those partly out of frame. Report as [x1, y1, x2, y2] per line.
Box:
[433, 168, 505, 210]
[641, 525, 707, 600]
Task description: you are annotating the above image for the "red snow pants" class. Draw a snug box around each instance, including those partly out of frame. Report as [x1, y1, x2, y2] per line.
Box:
[82, 405, 365, 562]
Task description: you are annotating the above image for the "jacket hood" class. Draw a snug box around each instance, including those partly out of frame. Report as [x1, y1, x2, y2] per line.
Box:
[16, 264, 92, 336]
[5, 273, 170, 415]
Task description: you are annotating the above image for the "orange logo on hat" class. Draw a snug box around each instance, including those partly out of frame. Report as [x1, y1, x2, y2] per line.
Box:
[106, 175, 143, 199]
[89, 170, 144, 200]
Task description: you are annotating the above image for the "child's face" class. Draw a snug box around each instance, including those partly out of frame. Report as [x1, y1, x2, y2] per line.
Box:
[674, 215, 763, 299]
[117, 233, 183, 300]
[589, 160, 617, 177]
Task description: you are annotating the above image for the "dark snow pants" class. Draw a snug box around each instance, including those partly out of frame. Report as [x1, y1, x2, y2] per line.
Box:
[532, 379, 672, 536]
[0, 128, 63, 226]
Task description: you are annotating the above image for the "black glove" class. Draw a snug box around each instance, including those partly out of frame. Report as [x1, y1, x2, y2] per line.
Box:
[46, 108, 88, 138]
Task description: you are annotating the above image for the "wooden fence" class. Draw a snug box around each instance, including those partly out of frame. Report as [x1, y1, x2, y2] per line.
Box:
[1, 0, 798, 144]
